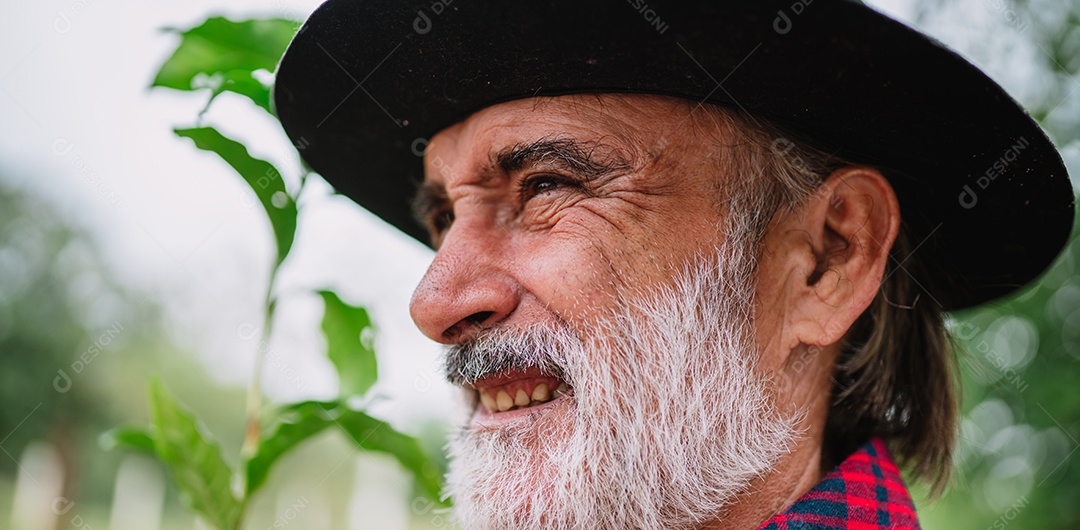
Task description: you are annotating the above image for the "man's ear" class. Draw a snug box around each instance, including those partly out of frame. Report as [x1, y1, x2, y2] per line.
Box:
[771, 167, 901, 349]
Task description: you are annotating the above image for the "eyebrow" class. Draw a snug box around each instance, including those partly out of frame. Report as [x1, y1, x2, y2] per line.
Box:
[494, 137, 633, 179]
[411, 136, 634, 235]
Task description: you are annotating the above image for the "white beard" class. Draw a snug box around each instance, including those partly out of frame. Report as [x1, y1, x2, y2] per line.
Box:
[442, 242, 801, 530]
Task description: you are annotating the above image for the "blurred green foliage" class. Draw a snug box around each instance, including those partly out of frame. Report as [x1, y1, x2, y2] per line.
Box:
[0, 174, 252, 528]
[147, 380, 244, 530]
[104, 15, 445, 530]
[0, 183, 110, 470]
[174, 126, 297, 267]
[153, 17, 297, 113]
[921, 210, 1080, 530]
[913, 1, 1080, 529]
[318, 291, 379, 398]
[0, 181, 177, 508]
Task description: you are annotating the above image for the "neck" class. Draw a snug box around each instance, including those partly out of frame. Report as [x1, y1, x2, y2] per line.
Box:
[703, 343, 838, 529]
[703, 431, 827, 529]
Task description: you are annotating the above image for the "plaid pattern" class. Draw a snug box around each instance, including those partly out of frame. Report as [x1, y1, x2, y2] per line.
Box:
[757, 438, 920, 530]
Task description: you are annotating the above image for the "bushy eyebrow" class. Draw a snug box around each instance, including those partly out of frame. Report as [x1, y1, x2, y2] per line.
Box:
[410, 136, 634, 238]
[494, 137, 633, 179]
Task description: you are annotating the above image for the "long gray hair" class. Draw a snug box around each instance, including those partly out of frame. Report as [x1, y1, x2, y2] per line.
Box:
[698, 104, 958, 495]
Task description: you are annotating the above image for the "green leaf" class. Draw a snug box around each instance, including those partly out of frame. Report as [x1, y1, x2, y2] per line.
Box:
[214, 70, 273, 113]
[175, 127, 297, 266]
[153, 17, 297, 96]
[335, 407, 444, 502]
[100, 426, 156, 455]
[148, 380, 243, 530]
[319, 291, 378, 397]
[244, 401, 444, 502]
[243, 401, 335, 496]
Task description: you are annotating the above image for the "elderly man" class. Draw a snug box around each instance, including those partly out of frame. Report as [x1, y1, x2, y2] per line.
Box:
[273, 1, 1074, 528]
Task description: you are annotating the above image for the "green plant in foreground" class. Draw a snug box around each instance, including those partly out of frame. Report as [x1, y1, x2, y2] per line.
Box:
[103, 17, 444, 529]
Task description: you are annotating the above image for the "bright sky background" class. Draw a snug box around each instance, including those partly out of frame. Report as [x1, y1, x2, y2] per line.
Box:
[1, 0, 1076, 433]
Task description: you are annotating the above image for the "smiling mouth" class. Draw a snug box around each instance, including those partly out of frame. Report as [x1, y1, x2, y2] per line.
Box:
[472, 366, 572, 413]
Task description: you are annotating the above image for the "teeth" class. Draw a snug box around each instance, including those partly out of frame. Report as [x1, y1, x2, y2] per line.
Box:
[495, 390, 514, 412]
[480, 391, 497, 413]
[478, 381, 570, 413]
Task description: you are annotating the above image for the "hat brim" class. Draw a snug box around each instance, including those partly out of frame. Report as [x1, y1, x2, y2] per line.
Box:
[273, 0, 1074, 311]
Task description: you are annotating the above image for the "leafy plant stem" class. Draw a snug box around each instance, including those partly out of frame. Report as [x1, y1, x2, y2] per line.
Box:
[106, 18, 450, 526]
[241, 266, 279, 462]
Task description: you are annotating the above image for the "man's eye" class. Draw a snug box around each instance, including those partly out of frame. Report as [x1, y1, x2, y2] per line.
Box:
[519, 174, 576, 202]
[430, 209, 455, 235]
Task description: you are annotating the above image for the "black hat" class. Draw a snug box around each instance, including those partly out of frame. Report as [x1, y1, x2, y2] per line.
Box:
[273, 0, 1075, 311]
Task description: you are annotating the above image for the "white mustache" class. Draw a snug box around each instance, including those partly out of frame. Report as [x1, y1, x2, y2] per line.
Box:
[442, 325, 576, 386]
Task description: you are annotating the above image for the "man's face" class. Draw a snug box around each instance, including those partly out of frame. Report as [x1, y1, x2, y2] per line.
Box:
[410, 95, 798, 528]
[411, 95, 737, 330]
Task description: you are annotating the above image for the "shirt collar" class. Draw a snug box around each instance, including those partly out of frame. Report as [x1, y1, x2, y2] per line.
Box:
[757, 438, 921, 530]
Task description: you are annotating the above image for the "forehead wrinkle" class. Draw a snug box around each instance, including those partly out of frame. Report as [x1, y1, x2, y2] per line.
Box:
[411, 94, 698, 234]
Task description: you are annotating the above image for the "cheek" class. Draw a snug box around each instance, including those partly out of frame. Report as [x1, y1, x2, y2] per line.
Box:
[514, 233, 624, 327]
[750, 258, 796, 370]
[509, 196, 721, 327]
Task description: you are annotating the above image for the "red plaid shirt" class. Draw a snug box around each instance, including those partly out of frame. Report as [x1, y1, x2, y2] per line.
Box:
[758, 438, 921, 529]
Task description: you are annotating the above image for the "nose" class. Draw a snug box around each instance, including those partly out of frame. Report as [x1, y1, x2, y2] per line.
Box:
[409, 224, 520, 344]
